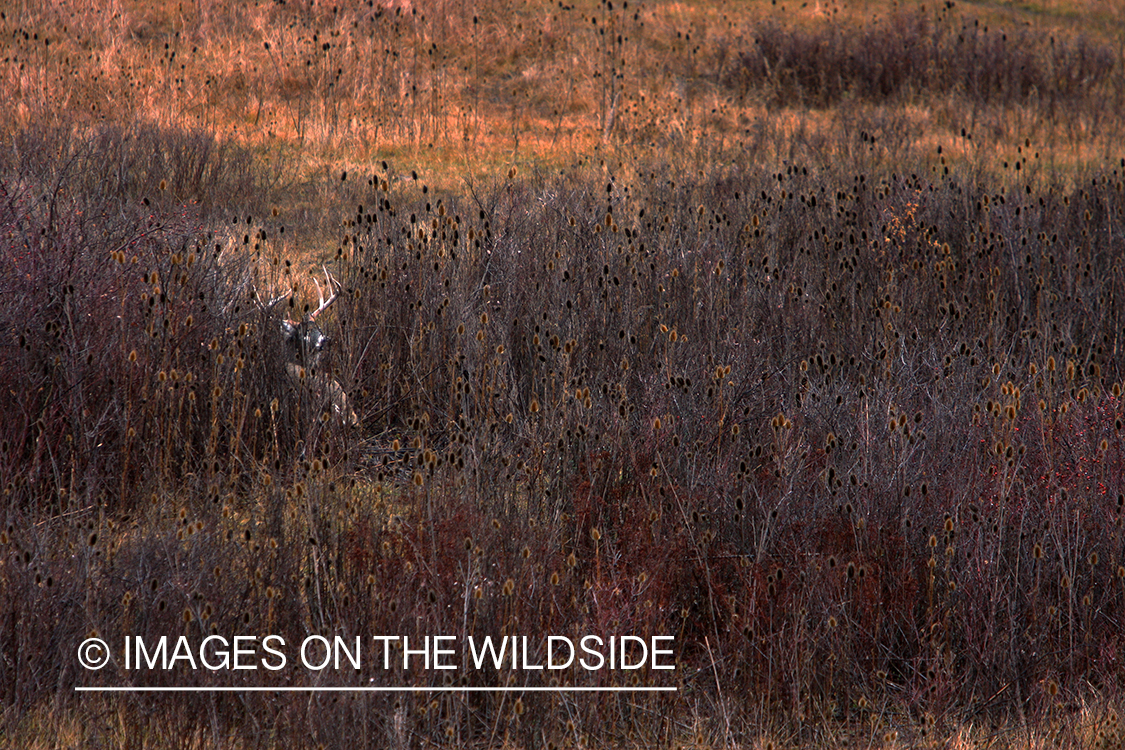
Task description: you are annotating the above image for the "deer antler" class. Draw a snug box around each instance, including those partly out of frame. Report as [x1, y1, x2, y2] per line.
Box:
[254, 286, 292, 312]
[309, 266, 341, 322]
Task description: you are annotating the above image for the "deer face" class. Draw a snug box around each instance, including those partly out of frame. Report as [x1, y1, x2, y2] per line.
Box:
[280, 318, 331, 370]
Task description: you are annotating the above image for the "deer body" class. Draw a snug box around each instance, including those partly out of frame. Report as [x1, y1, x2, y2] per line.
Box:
[259, 268, 358, 427]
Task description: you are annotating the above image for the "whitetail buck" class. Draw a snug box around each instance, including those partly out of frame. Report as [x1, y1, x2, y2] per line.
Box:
[256, 267, 358, 427]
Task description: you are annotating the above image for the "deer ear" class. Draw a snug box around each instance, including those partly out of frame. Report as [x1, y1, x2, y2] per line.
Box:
[280, 319, 298, 339]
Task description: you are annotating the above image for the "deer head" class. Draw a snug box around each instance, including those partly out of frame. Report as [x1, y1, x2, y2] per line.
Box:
[256, 267, 340, 370]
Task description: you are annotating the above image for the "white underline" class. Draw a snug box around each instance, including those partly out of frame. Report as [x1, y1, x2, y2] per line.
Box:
[76, 686, 677, 693]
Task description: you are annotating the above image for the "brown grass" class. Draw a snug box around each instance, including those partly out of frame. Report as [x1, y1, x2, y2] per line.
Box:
[4, 0, 1123, 185]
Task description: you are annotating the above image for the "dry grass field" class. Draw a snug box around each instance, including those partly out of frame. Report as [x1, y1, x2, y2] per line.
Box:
[4, 0, 1125, 747]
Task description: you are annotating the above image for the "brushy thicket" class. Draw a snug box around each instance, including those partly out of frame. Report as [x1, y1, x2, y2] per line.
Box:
[3, 3, 1125, 749]
[0, 124, 357, 514]
[730, 8, 1120, 110]
[4, 123, 1125, 747]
